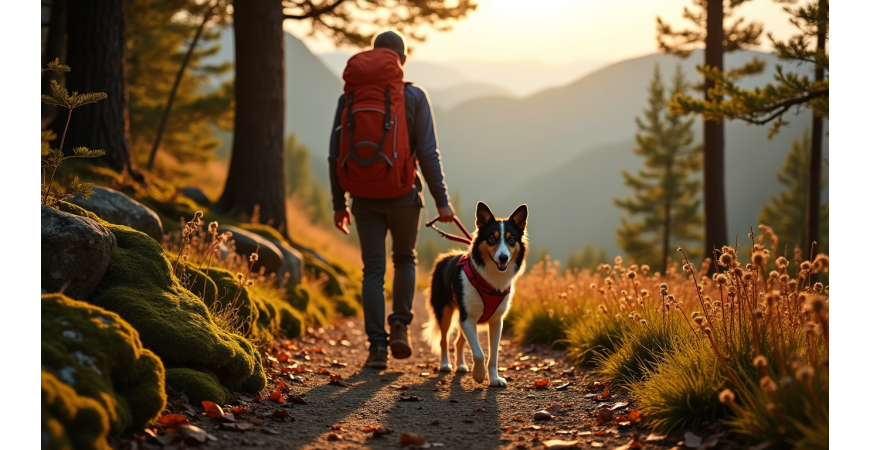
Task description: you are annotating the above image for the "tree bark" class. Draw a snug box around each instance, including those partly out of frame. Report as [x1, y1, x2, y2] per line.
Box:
[217, 0, 287, 233]
[42, 0, 67, 126]
[807, 0, 827, 262]
[56, 0, 139, 177]
[704, 0, 726, 271]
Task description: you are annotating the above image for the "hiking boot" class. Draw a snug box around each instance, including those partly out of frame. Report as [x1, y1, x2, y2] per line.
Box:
[365, 349, 388, 369]
[389, 323, 412, 359]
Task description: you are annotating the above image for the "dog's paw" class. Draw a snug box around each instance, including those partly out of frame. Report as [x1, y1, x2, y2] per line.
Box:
[472, 361, 486, 384]
[456, 364, 469, 373]
[439, 363, 453, 372]
[489, 375, 508, 387]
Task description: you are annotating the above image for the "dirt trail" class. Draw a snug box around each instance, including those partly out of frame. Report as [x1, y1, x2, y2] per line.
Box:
[173, 294, 666, 450]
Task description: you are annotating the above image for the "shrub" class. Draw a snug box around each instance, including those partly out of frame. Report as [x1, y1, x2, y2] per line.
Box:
[565, 312, 629, 366]
[512, 302, 574, 348]
[41, 294, 166, 435]
[58, 201, 266, 395]
[42, 370, 111, 450]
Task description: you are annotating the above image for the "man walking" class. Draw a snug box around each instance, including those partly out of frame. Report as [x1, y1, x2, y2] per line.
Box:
[328, 30, 455, 369]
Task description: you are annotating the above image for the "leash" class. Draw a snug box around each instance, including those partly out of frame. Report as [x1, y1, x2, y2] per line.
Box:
[425, 216, 473, 245]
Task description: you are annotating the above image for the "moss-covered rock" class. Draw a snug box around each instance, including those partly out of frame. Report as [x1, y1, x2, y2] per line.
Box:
[42, 370, 112, 450]
[41, 294, 166, 435]
[57, 202, 267, 396]
[164, 367, 230, 405]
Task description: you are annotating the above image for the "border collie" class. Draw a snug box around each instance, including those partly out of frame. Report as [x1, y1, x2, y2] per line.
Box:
[422, 202, 528, 386]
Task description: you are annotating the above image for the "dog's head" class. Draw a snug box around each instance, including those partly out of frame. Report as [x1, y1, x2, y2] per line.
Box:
[471, 202, 529, 273]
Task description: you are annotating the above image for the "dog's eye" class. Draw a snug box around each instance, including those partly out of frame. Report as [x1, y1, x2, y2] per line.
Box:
[508, 237, 516, 245]
[487, 235, 497, 244]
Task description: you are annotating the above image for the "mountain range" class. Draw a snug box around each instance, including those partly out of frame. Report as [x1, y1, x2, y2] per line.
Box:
[205, 29, 828, 263]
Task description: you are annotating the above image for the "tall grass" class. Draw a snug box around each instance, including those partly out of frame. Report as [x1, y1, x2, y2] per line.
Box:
[511, 228, 829, 447]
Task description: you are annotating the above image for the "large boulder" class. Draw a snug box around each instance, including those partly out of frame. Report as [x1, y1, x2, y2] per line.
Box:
[70, 186, 164, 242]
[42, 206, 115, 299]
[179, 186, 212, 206]
[273, 241, 304, 285]
[217, 225, 284, 275]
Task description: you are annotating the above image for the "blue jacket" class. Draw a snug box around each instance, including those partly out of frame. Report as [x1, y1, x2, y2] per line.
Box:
[328, 83, 450, 211]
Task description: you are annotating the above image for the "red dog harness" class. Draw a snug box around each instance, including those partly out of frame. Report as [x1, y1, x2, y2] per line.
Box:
[456, 255, 511, 323]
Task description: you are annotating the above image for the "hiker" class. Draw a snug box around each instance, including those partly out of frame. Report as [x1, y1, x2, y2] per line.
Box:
[328, 30, 455, 369]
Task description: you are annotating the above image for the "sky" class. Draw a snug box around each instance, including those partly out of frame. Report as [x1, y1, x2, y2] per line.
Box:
[284, 0, 797, 65]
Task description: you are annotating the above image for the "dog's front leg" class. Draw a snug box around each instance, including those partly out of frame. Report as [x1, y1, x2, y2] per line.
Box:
[487, 317, 507, 387]
[459, 319, 487, 384]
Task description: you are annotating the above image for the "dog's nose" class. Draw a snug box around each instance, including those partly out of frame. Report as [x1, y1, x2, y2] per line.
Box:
[498, 254, 509, 264]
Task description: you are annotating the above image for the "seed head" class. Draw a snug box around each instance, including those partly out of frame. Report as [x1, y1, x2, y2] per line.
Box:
[693, 316, 703, 325]
[752, 251, 767, 267]
[800, 261, 811, 271]
[735, 267, 744, 279]
[753, 309, 764, 319]
[716, 274, 727, 285]
[813, 282, 823, 294]
[796, 366, 815, 382]
[768, 270, 779, 280]
[702, 327, 712, 335]
[718, 253, 733, 268]
[614, 256, 623, 266]
[660, 283, 669, 291]
[250, 253, 259, 263]
[683, 263, 692, 272]
[641, 289, 649, 297]
[776, 256, 788, 269]
[718, 389, 735, 404]
[753, 355, 768, 368]
[788, 353, 803, 370]
[236, 272, 244, 281]
[245, 280, 254, 286]
[641, 264, 650, 275]
[812, 254, 829, 273]
[761, 376, 777, 394]
[640, 319, 648, 326]
[589, 283, 597, 290]
[667, 294, 675, 302]
[788, 279, 798, 290]
[627, 270, 636, 279]
[696, 284, 704, 293]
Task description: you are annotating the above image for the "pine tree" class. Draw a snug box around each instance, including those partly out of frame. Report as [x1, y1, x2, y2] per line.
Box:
[615, 65, 704, 272]
[284, 133, 312, 200]
[125, 0, 233, 175]
[671, 0, 828, 256]
[758, 128, 828, 256]
[657, 0, 766, 270]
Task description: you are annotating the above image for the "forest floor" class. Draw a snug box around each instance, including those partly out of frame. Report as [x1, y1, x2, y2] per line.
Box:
[145, 294, 689, 450]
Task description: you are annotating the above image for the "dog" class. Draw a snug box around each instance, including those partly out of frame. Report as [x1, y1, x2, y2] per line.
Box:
[421, 202, 528, 386]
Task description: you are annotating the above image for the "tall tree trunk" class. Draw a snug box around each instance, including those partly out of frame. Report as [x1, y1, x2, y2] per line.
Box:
[662, 194, 671, 275]
[56, 0, 139, 178]
[807, 0, 827, 264]
[217, 0, 287, 233]
[704, 0, 726, 271]
[42, 0, 68, 126]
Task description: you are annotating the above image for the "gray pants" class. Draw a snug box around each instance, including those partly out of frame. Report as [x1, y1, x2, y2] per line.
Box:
[351, 200, 422, 351]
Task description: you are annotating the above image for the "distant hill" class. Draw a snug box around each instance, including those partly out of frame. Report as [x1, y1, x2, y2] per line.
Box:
[432, 49, 828, 262]
[427, 82, 514, 110]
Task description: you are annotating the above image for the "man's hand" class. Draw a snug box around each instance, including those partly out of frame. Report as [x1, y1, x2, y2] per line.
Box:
[334, 209, 352, 235]
[437, 205, 455, 223]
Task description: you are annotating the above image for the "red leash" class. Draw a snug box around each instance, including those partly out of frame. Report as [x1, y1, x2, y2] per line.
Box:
[425, 216, 473, 245]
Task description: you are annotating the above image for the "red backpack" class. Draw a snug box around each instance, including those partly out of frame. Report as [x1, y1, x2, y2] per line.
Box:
[337, 48, 416, 199]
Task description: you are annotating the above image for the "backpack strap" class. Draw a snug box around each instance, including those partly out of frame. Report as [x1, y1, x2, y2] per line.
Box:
[340, 89, 395, 168]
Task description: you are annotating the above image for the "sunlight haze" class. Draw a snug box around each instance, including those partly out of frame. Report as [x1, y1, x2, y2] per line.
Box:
[285, 0, 798, 65]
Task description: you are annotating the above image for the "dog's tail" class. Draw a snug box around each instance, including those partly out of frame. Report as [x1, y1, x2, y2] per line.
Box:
[420, 286, 442, 355]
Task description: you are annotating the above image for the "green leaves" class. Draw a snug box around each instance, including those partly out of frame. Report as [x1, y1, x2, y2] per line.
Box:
[72, 147, 106, 158]
[42, 79, 107, 110]
[42, 58, 70, 73]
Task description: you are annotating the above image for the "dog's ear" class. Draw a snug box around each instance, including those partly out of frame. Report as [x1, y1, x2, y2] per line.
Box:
[476, 202, 495, 229]
[509, 204, 528, 232]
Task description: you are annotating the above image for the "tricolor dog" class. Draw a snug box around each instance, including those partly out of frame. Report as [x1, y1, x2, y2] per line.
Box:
[422, 202, 528, 386]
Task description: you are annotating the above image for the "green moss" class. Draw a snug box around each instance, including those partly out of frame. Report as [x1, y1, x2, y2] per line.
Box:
[203, 267, 260, 336]
[58, 201, 267, 396]
[41, 294, 166, 435]
[164, 368, 231, 405]
[42, 370, 112, 450]
[238, 223, 286, 244]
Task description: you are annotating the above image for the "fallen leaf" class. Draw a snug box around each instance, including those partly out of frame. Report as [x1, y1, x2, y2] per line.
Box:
[535, 379, 550, 388]
[595, 430, 607, 436]
[400, 432, 428, 447]
[286, 394, 309, 404]
[177, 424, 213, 444]
[327, 433, 342, 441]
[317, 368, 331, 375]
[629, 410, 642, 424]
[545, 404, 562, 415]
[201, 401, 225, 419]
[645, 432, 667, 442]
[596, 408, 613, 425]
[684, 431, 703, 448]
[611, 402, 629, 411]
[330, 424, 342, 431]
[269, 391, 284, 403]
[271, 410, 293, 421]
[556, 382, 573, 391]
[231, 406, 249, 415]
[542, 439, 579, 449]
[363, 425, 394, 437]
[158, 414, 189, 426]
[252, 395, 265, 403]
